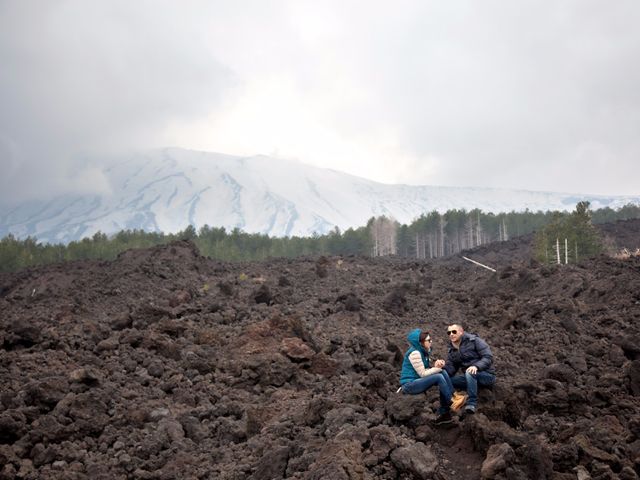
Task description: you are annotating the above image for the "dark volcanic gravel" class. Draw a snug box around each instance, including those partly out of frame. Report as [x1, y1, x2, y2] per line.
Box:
[1, 220, 640, 479]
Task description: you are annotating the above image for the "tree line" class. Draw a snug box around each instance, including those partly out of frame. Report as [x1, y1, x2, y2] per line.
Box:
[1, 203, 639, 272]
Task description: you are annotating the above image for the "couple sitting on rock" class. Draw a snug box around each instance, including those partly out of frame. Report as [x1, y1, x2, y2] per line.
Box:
[398, 324, 496, 425]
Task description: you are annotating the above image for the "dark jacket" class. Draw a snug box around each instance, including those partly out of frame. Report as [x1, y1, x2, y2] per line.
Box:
[444, 332, 495, 376]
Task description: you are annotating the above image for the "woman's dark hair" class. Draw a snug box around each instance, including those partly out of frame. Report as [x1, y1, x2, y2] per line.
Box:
[419, 331, 430, 343]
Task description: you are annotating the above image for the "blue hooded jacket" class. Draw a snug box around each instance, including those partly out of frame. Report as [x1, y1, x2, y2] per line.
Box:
[399, 328, 431, 385]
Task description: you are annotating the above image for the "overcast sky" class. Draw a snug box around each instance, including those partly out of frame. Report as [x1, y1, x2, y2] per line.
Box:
[1, 0, 639, 204]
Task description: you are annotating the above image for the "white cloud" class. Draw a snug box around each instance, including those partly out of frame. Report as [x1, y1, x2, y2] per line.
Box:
[1, 0, 640, 203]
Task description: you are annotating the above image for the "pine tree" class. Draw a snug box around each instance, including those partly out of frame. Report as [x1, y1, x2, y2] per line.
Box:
[533, 202, 602, 264]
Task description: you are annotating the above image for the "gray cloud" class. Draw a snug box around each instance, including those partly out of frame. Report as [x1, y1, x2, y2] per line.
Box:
[0, 0, 235, 203]
[1, 0, 639, 204]
[346, 1, 640, 194]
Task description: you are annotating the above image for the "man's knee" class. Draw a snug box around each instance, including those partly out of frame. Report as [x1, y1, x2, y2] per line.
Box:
[478, 374, 496, 388]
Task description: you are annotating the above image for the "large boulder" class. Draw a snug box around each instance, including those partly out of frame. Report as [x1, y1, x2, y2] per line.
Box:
[249, 445, 291, 480]
[627, 360, 640, 395]
[385, 392, 426, 422]
[306, 440, 365, 480]
[280, 337, 315, 362]
[390, 441, 439, 478]
[481, 443, 515, 479]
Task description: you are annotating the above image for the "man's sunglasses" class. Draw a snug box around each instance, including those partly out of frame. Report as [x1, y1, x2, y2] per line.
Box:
[446, 330, 457, 335]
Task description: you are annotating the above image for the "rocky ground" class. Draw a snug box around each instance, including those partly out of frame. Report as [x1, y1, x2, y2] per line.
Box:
[1, 219, 640, 479]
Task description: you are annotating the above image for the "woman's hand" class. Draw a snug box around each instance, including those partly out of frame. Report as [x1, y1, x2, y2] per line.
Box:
[434, 359, 445, 368]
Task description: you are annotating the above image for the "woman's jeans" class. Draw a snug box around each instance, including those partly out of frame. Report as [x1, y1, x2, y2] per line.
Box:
[401, 370, 454, 415]
[450, 371, 496, 408]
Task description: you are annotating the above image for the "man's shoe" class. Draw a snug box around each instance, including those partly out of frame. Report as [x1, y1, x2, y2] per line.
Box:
[450, 392, 467, 412]
[435, 412, 453, 425]
[464, 405, 476, 415]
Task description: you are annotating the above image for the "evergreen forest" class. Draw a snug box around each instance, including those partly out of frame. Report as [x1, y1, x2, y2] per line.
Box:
[1, 203, 639, 273]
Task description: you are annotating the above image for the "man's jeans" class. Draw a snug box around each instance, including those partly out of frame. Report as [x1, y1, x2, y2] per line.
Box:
[451, 371, 496, 408]
[401, 370, 454, 414]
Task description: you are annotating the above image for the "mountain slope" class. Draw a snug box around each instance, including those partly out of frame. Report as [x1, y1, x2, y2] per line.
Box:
[1, 147, 639, 243]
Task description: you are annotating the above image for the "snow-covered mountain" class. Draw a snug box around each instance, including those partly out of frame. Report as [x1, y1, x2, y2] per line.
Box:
[1, 147, 639, 244]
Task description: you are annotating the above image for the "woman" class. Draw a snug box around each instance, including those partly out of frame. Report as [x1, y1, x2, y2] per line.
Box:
[399, 328, 454, 425]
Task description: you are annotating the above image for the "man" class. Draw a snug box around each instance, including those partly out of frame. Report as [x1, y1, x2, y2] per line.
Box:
[434, 324, 495, 415]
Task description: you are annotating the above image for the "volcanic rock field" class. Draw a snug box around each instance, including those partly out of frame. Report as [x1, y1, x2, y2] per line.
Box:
[1, 219, 640, 479]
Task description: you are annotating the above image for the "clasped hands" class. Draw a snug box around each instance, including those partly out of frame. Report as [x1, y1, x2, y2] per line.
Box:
[433, 359, 477, 375]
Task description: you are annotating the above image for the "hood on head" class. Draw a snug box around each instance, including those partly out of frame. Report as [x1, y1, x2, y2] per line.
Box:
[407, 328, 426, 352]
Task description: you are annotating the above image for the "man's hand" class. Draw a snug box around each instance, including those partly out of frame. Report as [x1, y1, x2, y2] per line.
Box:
[434, 359, 445, 368]
[466, 366, 478, 375]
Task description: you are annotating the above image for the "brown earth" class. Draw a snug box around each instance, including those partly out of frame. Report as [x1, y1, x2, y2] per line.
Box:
[1, 219, 640, 479]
